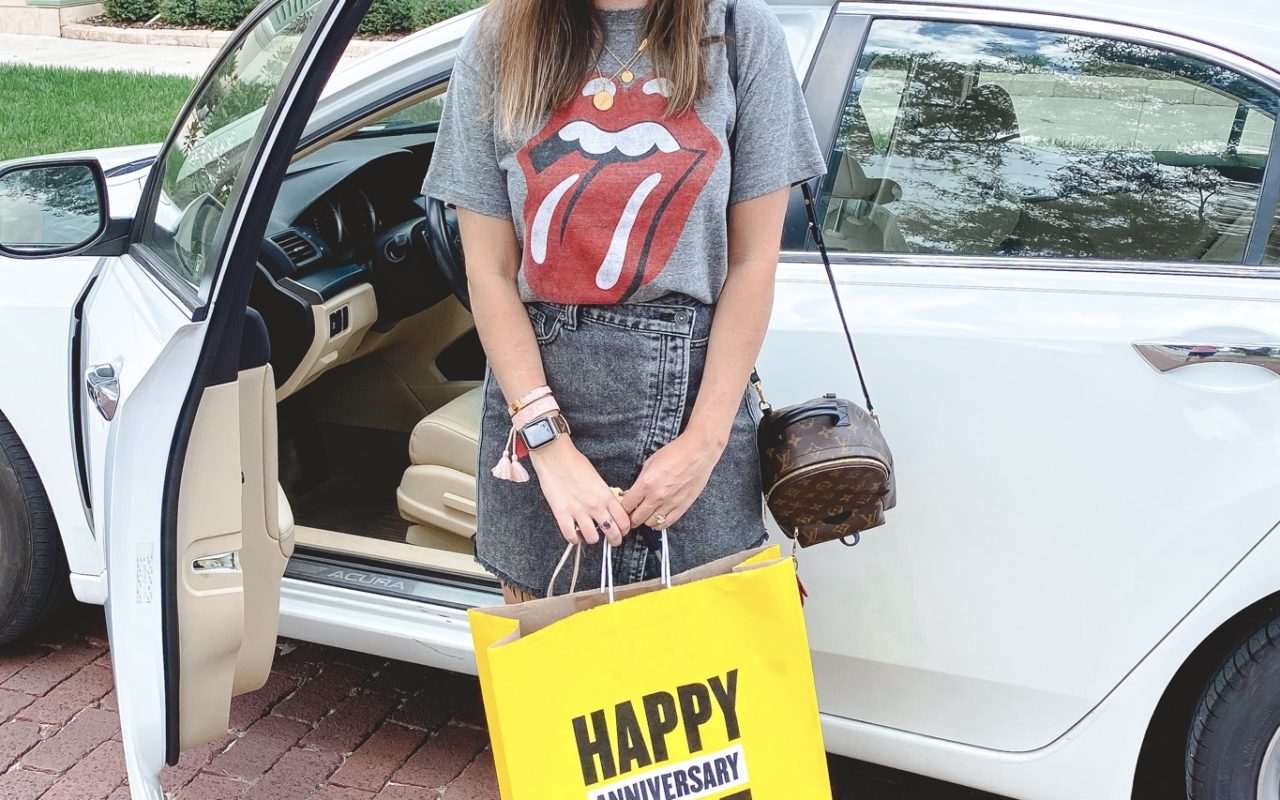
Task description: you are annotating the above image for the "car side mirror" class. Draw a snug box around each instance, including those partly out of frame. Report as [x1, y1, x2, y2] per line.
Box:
[0, 159, 109, 258]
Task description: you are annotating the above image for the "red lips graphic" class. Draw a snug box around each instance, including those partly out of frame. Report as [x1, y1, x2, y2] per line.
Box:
[515, 74, 721, 304]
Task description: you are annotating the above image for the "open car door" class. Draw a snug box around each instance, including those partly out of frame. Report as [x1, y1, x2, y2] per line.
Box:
[63, 0, 368, 793]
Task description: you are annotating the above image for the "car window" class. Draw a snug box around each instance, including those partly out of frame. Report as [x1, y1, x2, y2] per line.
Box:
[816, 20, 1279, 265]
[351, 91, 446, 137]
[138, 0, 325, 298]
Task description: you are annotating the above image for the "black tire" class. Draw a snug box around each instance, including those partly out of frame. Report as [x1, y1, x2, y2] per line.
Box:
[1186, 617, 1280, 799]
[0, 412, 72, 647]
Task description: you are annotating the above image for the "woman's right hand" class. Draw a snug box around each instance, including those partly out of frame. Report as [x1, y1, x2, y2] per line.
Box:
[528, 436, 631, 546]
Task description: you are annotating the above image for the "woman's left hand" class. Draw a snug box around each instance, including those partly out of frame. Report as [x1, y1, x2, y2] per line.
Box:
[622, 429, 725, 531]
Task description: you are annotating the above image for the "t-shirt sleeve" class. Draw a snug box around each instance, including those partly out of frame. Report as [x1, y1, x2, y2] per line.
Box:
[727, 0, 828, 204]
[420, 29, 512, 220]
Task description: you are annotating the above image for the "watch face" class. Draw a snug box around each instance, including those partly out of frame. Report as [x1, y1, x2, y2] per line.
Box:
[520, 417, 557, 449]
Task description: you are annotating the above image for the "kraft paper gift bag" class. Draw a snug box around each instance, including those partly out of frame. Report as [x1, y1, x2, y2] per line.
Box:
[469, 542, 830, 800]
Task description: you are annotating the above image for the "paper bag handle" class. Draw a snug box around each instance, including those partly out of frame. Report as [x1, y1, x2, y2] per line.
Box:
[546, 531, 671, 601]
[546, 542, 584, 598]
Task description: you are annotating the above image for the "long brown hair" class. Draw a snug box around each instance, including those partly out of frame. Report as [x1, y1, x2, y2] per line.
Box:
[488, 0, 716, 139]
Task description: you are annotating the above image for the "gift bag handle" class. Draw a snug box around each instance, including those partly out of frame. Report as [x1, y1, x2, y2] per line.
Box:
[546, 531, 672, 601]
[546, 542, 584, 598]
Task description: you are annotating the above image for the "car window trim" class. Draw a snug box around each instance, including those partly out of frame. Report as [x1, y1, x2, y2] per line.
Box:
[127, 241, 206, 315]
[1244, 119, 1280, 263]
[780, 249, 1280, 280]
[784, 11, 869, 249]
[806, 2, 1280, 275]
[834, 2, 1280, 95]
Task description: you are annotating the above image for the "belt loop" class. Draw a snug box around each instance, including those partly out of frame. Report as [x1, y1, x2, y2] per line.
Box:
[551, 303, 569, 331]
[673, 305, 695, 338]
[563, 303, 579, 330]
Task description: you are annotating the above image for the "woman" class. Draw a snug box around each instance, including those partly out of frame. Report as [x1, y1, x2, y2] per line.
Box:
[422, 0, 826, 602]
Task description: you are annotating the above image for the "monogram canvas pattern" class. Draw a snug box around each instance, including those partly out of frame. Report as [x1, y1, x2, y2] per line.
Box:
[757, 397, 896, 547]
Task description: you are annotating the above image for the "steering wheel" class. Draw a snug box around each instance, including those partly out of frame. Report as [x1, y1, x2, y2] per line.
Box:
[423, 197, 469, 311]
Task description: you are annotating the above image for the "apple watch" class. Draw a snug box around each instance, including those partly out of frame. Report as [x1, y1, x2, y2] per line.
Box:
[519, 413, 571, 450]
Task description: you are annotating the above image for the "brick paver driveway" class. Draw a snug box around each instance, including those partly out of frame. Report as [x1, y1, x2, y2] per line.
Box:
[0, 604, 1005, 799]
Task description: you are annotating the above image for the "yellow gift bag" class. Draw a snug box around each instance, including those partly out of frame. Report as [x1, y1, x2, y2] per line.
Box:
[469, 542, 830, 799]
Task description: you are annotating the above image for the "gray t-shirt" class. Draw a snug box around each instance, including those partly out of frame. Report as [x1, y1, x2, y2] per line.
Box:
[421, 0, 827, 305]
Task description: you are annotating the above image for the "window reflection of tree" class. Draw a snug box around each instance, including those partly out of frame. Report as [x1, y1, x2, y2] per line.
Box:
[823, 22, 1278, 264]
[0, 166, 99, 247]
[166, 40, 298, 211]
[827, 51, 1040, 255]
[2, 167, 97, 218]
[145, 4, 315, 286]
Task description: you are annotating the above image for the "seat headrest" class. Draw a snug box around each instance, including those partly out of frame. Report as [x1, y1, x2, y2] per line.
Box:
[898, 74, 1021, 146]
[960, 83, 1020, 143]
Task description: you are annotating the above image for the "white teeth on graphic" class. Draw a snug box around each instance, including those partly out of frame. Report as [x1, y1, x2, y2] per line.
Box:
[642, 77, 673, 97]
[581, 77, 616, 98]
[596, 173, 661, 290]
[558, 121, 679, 158]
[530, 173, 579, 264]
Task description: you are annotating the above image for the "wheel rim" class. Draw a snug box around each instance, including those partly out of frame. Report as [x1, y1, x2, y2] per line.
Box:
[1258, 722, 1280, 799]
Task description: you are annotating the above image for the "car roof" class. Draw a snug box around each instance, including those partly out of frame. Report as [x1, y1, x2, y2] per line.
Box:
[839, 0, 1280, 77]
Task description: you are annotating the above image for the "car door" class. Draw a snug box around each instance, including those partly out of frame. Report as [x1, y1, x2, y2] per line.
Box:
[763, 5, 1280, 752]
[1, 0, 370, 794]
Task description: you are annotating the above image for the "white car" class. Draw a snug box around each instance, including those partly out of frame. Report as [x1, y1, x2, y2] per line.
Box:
[0, 0, 1278, 797]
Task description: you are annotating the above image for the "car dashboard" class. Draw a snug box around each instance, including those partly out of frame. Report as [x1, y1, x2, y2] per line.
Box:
[250, 133, 454, 397]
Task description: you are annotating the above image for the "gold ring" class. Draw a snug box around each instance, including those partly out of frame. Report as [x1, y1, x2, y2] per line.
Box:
[651, 512, 666, 527]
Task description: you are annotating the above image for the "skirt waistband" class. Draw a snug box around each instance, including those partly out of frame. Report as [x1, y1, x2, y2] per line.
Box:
[527, 293, 712, 339]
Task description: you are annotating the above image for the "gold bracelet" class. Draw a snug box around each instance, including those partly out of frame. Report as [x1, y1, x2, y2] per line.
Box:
[508, 384, 553, 415]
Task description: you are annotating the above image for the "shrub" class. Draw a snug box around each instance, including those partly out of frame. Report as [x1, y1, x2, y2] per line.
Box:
[358, 0, 478, 35]
[418, 0, 477, 27]
[102, 0, 158, 23]
[118, 0, 476, 33]
[158, 0, 199, 25]
[357, 0, 416, 35]
[196, 0, 256, 29]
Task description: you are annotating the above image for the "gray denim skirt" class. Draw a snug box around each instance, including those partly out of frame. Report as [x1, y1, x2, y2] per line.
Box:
[474, 292, 768, 597]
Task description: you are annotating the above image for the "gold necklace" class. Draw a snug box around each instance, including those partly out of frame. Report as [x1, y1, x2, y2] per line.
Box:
[593, 36, 648, 111]
[602, 40, 640, 84]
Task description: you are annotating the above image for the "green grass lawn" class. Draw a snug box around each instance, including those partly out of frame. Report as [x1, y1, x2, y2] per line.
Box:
[0, 65, 195, 162]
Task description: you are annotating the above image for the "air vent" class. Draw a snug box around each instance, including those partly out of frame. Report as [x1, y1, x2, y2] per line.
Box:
[271, 230, 318, 266]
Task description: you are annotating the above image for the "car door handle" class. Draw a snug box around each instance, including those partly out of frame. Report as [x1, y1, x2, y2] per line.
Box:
[85, 363, 120, 420]
[1133, 342, 1280, 376]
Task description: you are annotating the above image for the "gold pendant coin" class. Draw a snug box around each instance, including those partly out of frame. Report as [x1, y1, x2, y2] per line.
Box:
[621, 69, 634, 83]
[593, 90, 613, 111]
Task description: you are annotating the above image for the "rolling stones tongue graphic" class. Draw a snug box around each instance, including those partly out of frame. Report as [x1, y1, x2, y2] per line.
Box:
[516, 75, 721, 303]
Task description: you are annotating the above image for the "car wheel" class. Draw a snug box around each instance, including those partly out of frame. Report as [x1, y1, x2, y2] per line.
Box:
[1186, 617, 1280, 799]
[0, 412, 71, 646]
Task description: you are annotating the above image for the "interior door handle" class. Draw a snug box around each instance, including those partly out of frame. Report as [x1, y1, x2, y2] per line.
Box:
[85, 363, 120, 420]
[1134, 342, 1280, 376]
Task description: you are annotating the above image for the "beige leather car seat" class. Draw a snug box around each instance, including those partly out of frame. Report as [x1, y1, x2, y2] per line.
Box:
[396, 385, 482, 543]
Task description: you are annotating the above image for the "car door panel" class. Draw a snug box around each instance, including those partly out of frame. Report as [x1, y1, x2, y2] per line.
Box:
[68, 0, 375, 792]
[762, 261, 1280, 751]
[83, 254, 191, 540]
[779, 5, 1280, 751]
[0, 253, 102, 580]
[96, 292, 206, 795]
[172, 376, 245, 748]
[233, 361, 295, 697]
